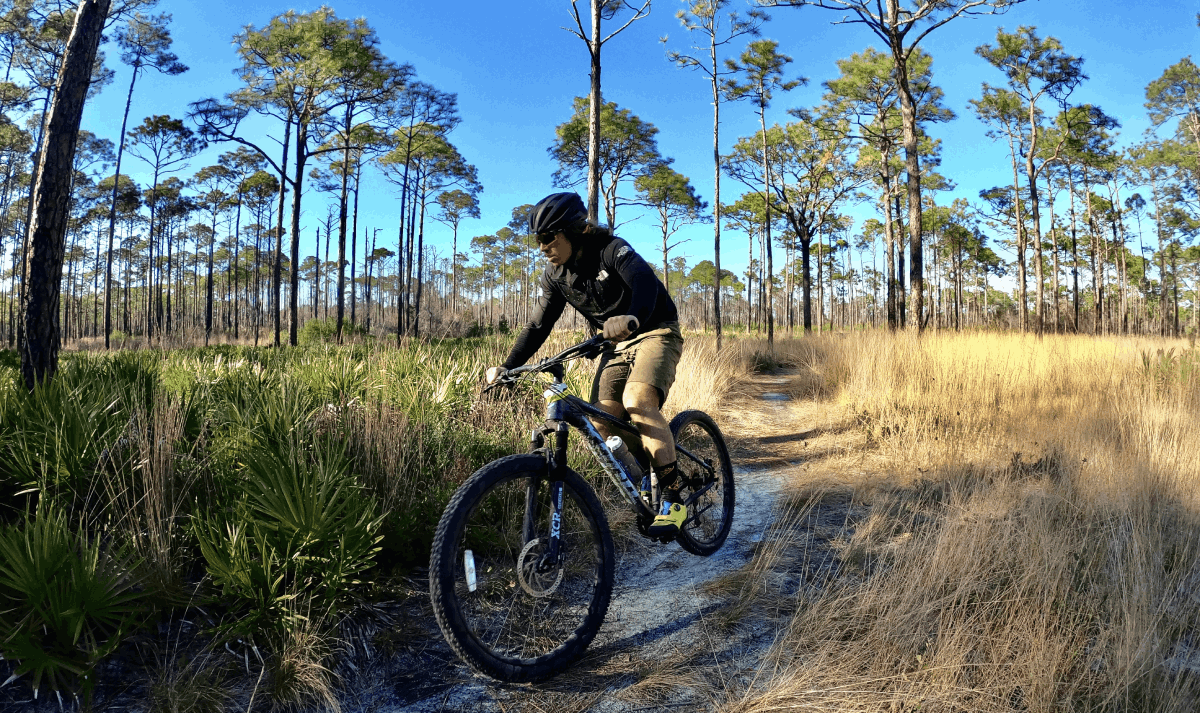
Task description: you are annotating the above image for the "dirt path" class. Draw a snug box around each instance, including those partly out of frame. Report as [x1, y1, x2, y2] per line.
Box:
[347, 370, 865, 713]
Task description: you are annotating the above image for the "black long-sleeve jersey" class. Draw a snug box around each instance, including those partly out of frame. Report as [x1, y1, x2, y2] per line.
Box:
[502, 235, 678, 370]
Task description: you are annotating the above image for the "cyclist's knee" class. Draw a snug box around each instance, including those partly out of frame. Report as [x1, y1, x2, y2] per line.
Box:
[592, 400, 625, 435]
[598, 399, 625, 419]
[622, 382, 663, 419]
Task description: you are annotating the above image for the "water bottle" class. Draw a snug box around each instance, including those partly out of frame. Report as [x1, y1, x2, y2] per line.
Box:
[605, 436, 647, 503]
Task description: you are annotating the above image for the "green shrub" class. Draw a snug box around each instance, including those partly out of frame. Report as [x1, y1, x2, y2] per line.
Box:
[193, 438, 382, 642]
[1139, 347, 1200, 395]
[0, 504, 145, 701]
[298, 317, 369, 345]
[0, 367, 132, 517]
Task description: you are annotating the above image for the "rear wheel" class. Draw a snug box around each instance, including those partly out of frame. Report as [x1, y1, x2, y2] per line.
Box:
[670, 410, 735, 556]
[429, 454, 614, 682]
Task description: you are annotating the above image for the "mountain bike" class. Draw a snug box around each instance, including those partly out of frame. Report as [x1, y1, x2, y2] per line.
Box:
[428, 329, 735, 682]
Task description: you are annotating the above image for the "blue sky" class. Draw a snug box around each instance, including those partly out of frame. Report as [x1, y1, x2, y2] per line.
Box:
[78, 0, 1200, 282]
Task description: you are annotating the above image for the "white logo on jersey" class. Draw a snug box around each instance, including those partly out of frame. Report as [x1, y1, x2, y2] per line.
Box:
[615, 245, 631, 260]
[597, 269, 609, 281]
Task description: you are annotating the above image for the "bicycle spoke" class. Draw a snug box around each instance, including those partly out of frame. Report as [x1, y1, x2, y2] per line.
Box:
[671, 411, 735, 556]
[448, 474, 605, 663]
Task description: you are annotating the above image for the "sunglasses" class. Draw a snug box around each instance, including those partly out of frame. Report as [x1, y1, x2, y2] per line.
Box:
[536, 232, 561, 246]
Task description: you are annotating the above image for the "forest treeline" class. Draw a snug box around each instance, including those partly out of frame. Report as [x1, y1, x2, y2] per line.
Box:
[1, 0, 1199, 361]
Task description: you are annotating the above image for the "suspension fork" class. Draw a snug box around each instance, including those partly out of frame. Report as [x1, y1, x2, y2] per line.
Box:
[525, 390, 569, 566]
[544, 422, 569, 565]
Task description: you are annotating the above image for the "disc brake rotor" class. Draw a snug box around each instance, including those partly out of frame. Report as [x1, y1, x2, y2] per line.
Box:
[517, 537, 564, 598]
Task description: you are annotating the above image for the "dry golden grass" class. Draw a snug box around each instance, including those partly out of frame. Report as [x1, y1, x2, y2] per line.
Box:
[720, 331, 1200, 713]
[262, 600, 342, 713]
[666, 334, 770, 419]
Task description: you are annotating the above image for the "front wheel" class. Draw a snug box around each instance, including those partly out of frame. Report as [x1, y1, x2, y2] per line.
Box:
[670, 410, 735, 556]
[429, 454, 615, 682]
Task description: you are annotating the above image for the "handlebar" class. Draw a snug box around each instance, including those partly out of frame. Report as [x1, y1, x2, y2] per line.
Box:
[482, 332, 615, 394]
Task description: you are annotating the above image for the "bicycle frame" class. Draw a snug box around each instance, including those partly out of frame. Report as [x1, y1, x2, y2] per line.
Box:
[504, 336, 718, 565]
[525, 381, 649, 566]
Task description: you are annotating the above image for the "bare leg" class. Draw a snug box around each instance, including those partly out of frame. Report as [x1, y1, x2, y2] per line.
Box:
[621, 382, 675, 469]
[592, 399, 649, 464]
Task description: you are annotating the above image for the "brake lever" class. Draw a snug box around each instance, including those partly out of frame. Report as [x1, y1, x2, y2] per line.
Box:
[482, 378, 516, 395]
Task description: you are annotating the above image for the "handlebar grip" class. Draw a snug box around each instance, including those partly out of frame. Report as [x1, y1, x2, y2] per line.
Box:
[626, 316, 639, 333]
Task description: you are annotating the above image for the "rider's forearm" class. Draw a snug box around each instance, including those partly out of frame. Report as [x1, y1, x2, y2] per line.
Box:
[503, 280, 565, 369]
[503, 322, 551, 370]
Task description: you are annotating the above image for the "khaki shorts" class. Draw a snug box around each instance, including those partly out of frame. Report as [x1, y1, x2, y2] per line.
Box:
[590, 322, 684, 408]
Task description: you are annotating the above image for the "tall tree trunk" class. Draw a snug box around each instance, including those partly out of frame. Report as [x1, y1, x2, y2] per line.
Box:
[889, 23, 924, 334]
[92, 229, 100, 337]
[1171, 246, 1180, 336]
[103, 60, 140, 349]
[1024, 110, 1044, 338]
[817, 230, 825, 333]
[1067, 163, 1080, 332]
[759, 106, 774, 345]
[800, 232, 811, 331]
[405, 172, 419, 333]
[253, 211, 261, 345]
[314, 224, 321, 319]
[1108, 181, 1126, 334]
[710, 42, 722, 350]
[1082, 167, 1100, 335]
[336, 105, 351, 342]
[205, 211, 216, 345]
[145, 168, 160, 341]
[273, 112, 291, 347]
[586, 0, 601, 222]
[1005, 129, 1027, 333]
[452, 223, 460, 315]
[350, 163, 361, 326]
[289, 121, 308, 346]
[894, 188, 906, 327]
[167, 220, 175, 337]
[415, 175, 427, 337]
[18, 88, 54, 352]
[739, 225, 748, 331]
[1151, 178, 1168, 336]
[21, 0, 111, 388]
[882, 169, 897, 330]
[394, 114, 416, 345]
[232, 194, 241, 339]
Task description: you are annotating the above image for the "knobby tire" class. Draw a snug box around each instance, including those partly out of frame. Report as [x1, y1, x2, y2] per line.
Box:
[670, 410, 735, 556]
[429, 454, 615, 682]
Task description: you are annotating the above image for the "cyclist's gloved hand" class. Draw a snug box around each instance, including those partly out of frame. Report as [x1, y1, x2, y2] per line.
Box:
[485, 366, 507, 384]
[602, 315, 639, 341]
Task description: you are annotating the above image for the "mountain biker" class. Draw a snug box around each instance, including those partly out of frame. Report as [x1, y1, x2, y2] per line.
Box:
[485, 192, 687, 538]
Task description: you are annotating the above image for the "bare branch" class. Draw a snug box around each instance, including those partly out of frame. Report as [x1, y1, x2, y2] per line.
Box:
[564, 0, 587, 41]
[601, 0, 652, 44]
[908, 0, 1024, 53]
